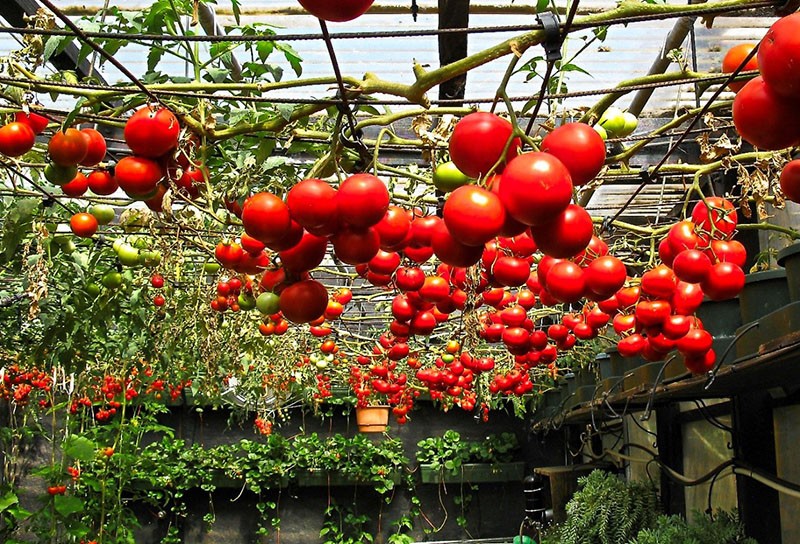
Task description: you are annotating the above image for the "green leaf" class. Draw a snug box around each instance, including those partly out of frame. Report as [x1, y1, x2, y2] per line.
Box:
[0, 491, 18, 513]
[65, 435, 96, 462]
[536, 0, 550, 13]
[276, 104, 295, 122]
[54, 495, 84, 517]
[230, 0, 242, 24]
[206, 67, 230, 83]
[43, 36, 71, 61]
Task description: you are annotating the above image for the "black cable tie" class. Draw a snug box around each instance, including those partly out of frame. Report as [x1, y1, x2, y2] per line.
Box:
[775, 0, 800, 16]
[339, 124, 371, 171]
[411, 0, 419, 22]
[639, 164, 656, 184]
[536, 12, 562, 62]
[41, 196, 55, 208]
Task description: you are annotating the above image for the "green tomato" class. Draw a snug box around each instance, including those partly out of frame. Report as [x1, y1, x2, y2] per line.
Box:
[44, 163, 78, 186]
[592, 124, 608, 141]
[89, 204, 116, 226]
[315, 359, 329, 369]
[619, 111, 639, 138]
[433, 161, 473, 193]
[85, 282, 101, 297]
[203, 262, 221, 274]
[256, 292, 281, 315]
[238, 293, 256, 311]
[139, 250, 162, 267]
[441, 353, 455, 364]
[115, 243, 141, 267]
[598, 106, 626, 137]
[512, 536, 535, 544]
[101, 271, 123, 289]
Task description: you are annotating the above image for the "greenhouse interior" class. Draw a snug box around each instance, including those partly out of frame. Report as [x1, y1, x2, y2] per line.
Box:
[2, 0, 800, 542]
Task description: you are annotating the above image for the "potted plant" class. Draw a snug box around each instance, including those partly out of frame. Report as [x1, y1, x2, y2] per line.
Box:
[778, 241, 800, 302]
[416, 430, 525, 484]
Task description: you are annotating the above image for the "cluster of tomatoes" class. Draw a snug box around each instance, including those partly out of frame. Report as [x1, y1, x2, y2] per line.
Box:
[350, 359, 416, 422]
[731, 13, 800, 153]
[0, 364, 52, 407]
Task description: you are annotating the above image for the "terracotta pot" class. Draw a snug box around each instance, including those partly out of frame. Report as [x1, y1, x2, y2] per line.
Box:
[355, 406, 390, 433]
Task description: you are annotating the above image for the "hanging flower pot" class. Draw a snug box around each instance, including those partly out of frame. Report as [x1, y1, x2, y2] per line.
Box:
[355, 406, 390, 433]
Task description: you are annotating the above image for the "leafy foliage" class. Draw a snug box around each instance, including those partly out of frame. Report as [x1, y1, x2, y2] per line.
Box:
[543, 470, 659, 544]
[631, 511, 758, 544]
[416, 430, 520, 472]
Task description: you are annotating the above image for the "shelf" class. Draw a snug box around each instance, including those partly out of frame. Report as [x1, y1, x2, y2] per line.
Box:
[419, 462, 526, 484]
[534, 327, 800, 430]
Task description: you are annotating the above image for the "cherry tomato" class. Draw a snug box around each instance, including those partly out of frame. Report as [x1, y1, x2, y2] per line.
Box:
[540, 122, 606, 186]
[449, 112, 520, 179]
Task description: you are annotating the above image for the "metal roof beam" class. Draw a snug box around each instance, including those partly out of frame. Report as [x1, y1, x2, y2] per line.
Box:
[0, 0, 106, 82]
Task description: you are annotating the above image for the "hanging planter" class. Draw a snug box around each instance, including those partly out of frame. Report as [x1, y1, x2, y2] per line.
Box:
[778, 242, 800, 302]
[738, 269, 789, 324]
[355, 406, 390, 433]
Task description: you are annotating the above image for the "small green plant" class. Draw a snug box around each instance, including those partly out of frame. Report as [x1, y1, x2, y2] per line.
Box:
[416, 430, 520, 472]
[542, 470, 659, 544]
[631, 510, 758, 544]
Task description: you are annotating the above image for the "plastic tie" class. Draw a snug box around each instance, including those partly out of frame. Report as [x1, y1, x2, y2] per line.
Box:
[536, 11, 562, 62]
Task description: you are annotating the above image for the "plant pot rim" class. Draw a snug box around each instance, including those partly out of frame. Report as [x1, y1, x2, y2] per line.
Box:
[744, 268, 787, 283]
[778, 242, 800, 267]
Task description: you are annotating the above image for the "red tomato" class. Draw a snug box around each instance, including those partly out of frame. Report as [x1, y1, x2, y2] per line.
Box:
[419, 275, 450, 303]
[49, 128, 88, 166]
[242, 192, 291, 245]
[615, 286, 641, 308]
[443, 185, 506, 246]
[336, 173, 389, 228]
[368, 250, 401, 275]
[376, 205, 411, 249]
[240, 233, 266, 255]
[15, 111, 49, 134]
[114, 156, 163, 198]
[498, 152, 573, 226]
[176, 167, 205, 199]
[540, 122, 606, 186]
[265, 220, 304, 252]
[124, 106, 180, 158]
[287, 178, 337, 231]
[667, 220, 701, 253]
[586, 255, 627, 299]
[395, 267, 425, 291]
[683, 349, 716, 374]
[701, 262, 745, 301]
[279, 280, 328, 324]
[431, 220, 483, 268]
[449, 112, 520, 179]
[492, 256, 531, 287]
[530, 204, 593, 258]
[79, 128, 107, 166]
[545, 261, 586, 303]
[707, 239, 747, 267]
[215, 242, 244, 268]
[780, 159, 800, 203]
[733, 76, 800, 150]
[88, 170, 118, 195]
[617, 333, 646, 358]
[410, 311, 437, 335]
[663, 314, 692, 340]
[332, 225, 380, 265]
[634, 300, 671, 328]
[0, 122, 35, 157]
[672, 249, 712, 284]
[70, 212, 98, 238]
[722, 43, 758, 93]
[640, 264, 677, 299]
[672, 281, 705, 315]
[574, 235, 609, 266]
[757, 13, 800, 99]
[691, 197, 737, 239]
[61, 172, 89, 197]
[144, 183, 168, 212]
[297, 0, 374, 21]
[677, 328, 713, 357]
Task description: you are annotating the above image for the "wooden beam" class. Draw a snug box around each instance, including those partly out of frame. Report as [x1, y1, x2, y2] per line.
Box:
[438, 0, 470, 103]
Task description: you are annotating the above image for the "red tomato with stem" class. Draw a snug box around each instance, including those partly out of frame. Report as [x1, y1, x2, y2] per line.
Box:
[443, 185, 506, 246]
[124, 106, 180, 158]
[780, 159, 800, 203]
[585, 255, 627, 299]
[70, 212, 98, 238]
[61, 172, 89, 197]
[545, 261, 586, 303]
[701, 262, 745, 301]
[540, 122, 607, 186]
[88, 170, 118, 196]
[672, 249, 712, 284]
[49, 128, 88, 166]
[376, 205, 412, 249]
[640, 264, 677, 299]
[691, 197, 737, 239]
[498, 152, 573, 227]
[15, 111, 49, 134]
[449, 112, 520, 179]
[733, 76, 800, 150]
[707, 239, 747, 267]
[114, 156, 163, 198]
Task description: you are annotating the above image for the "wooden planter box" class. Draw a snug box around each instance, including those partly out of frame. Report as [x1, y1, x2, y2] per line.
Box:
[419, 462, 525, 484]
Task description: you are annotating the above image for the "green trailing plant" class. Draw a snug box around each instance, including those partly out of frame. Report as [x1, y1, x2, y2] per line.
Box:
[416, 430, 520, 473]
[542, 470, 659, 544]
[631, 510, 758, 544]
